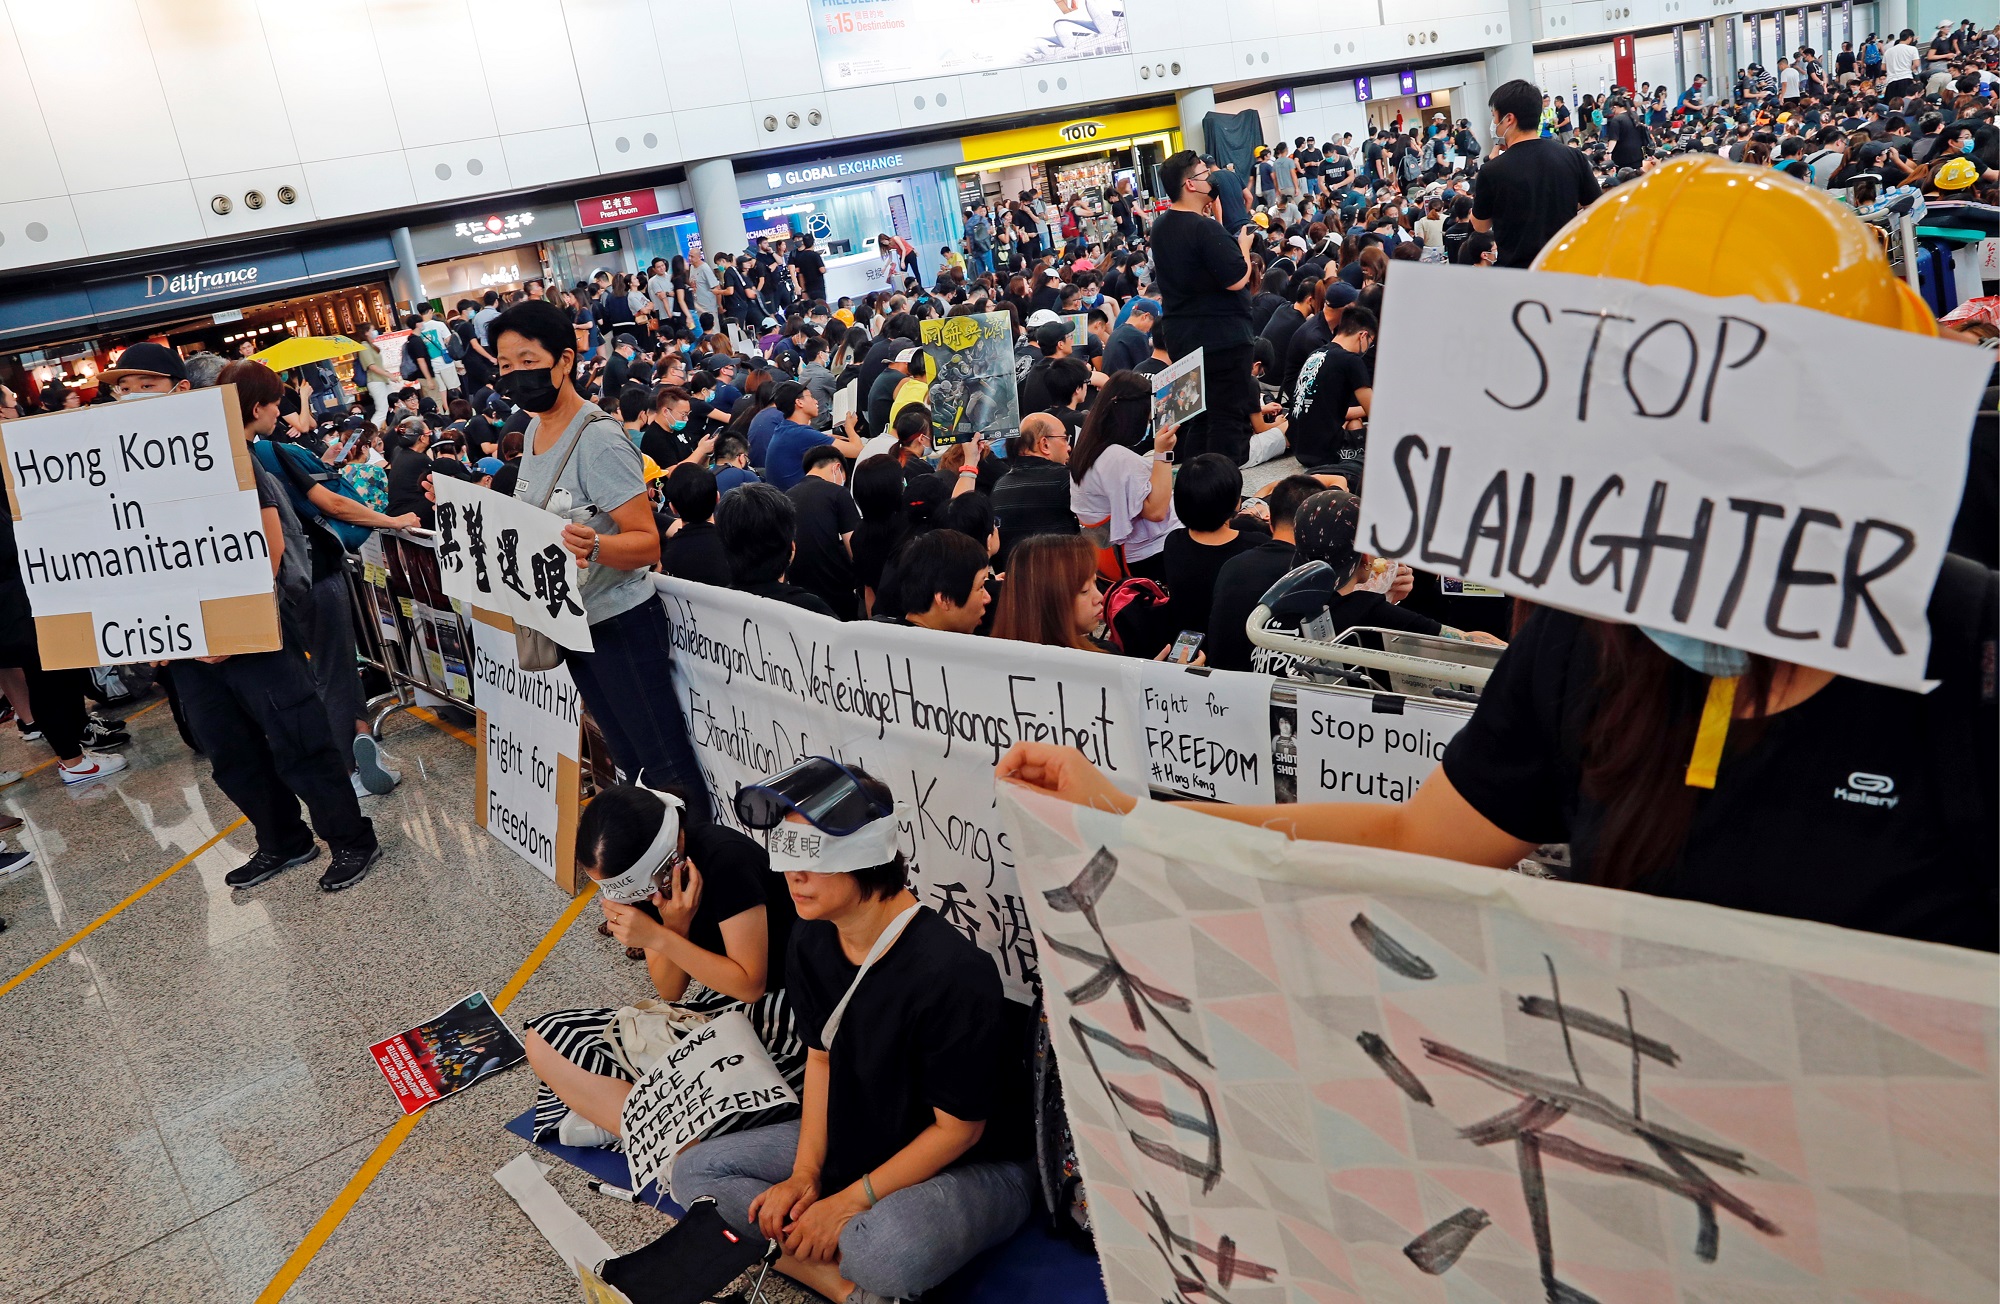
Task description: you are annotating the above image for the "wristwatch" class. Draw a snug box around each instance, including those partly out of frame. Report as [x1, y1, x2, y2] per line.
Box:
[587, 536, 602, 564]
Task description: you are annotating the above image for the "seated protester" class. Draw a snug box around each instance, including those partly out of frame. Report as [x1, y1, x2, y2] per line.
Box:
[787, 446, 863, 620]
[1207, 474, 1332, 673]
[898, 529, 993, 634]
[747, 386, 790, 470]
[523, 784, 802, 1149]
[1070, 371, 1178, 581]
[639, 385, 712, 472]
[1161, 454, 1263, 641]
[384, 417, 438, 527]
[765, 381, 864, 492]
[992, 413, 1079, 566]
[935, 435, 1006, 500]
[990, 534, 1108, 651]
[716, 483, 837, 616]
[671, 760, 1032, 1304]
[1288, 305, 1377, 467]
[857, 405, 934, 488]
[712, 435, 762, 495]
[1133, 321, 1172, 377]
[865, 348, 919, 435]
[686, 370, 727, 432]
[1260, 274, 1319, 370]
[850, 456, 913, 617]
[1032, 356, 1094, 442]
[1100, 296, 1158, 374]
[1279, 282, 1335, 405]
[660, 464, 733, 588]
[1015, 319, 1076, 413]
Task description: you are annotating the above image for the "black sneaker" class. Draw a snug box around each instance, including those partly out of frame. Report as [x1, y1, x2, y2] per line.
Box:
[225, 842, 319, 889]
[89, 711, 125, 731]
[81, 721, 130, 750]
[319, 844, 382, 892]
[17, 720, 41, 743]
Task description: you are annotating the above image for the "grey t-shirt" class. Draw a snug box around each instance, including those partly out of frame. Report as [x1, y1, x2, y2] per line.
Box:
[692, 263, 720, 317]
[515, 405, 654, 625]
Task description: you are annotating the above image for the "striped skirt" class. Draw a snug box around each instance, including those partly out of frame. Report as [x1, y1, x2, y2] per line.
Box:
[525, 983, 805, 1146]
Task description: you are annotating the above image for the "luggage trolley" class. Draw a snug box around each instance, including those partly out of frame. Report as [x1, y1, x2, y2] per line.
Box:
[1244, 561, 1504, 698]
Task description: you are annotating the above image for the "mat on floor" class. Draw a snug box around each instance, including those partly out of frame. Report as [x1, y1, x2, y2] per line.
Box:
[503, 1110, 1107, 1304]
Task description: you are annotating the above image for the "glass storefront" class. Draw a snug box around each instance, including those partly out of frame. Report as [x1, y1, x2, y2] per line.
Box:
[418, 248, 543, 307]
[956, 105, 1181, 218]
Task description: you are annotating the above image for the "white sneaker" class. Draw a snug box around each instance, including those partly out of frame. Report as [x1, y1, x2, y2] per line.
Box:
[0, 770, 20, 788]
[557, 1112, 619, 1149]
[352, 735, 401, 795]
[0, 844, 32, 876]
[59, 752, 127, 786]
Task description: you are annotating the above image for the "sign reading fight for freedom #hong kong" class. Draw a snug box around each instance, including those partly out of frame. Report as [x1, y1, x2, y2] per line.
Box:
[0, 386, 279, 669]
[1361, 266, 1994, 692]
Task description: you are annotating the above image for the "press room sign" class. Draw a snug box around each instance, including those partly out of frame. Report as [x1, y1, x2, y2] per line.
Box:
[576, 190, 662, 229]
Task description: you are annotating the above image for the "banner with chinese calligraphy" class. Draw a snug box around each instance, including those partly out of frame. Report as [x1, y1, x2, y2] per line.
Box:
[469, 611, 583, 890]
[432, 477, 594, 652]
[655, 576, 1155, 1004]
[1002, 785, 1999, 1304]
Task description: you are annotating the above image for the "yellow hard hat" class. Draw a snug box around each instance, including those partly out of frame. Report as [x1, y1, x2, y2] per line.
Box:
[1534, 155, 1936, 336]
[1933, 156, 1978, 192]
[642, 454, 667, 482]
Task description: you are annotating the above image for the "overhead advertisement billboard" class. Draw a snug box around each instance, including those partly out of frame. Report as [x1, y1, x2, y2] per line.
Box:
[809, 0, 1129, 89]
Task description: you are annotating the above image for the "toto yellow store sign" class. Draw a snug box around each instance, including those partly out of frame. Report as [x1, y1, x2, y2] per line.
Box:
[959, 105, 1183, 168]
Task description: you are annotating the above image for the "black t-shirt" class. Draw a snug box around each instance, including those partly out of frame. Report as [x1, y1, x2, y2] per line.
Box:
[661, 520, 732, 588]
[1162, 529, 1263, 640]
[640, 421, 697, 472]
[1442, 601, 1998, 950]
[1470, 137, 1601, 269]
[786, 907, 1028, 1194]
[489, 459, 522, 498]
[1288, 342, 1372, 467]
[678, 823, 797, 992]
[786, 476, 862, 620]
[386, 447, 436, 527]
[1148, 210, 1252, 343]
[1206, 539, 1298, 672]
[742, 578, 836, 618]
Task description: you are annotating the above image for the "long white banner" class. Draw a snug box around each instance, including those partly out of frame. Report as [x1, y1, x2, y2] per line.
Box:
[434, 477, 594, 652]
[1002, 784, 1999, 1304]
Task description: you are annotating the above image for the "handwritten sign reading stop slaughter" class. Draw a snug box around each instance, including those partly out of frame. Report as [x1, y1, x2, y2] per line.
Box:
[1360, 266, 1992, 692]
[0, 385, 278, 668]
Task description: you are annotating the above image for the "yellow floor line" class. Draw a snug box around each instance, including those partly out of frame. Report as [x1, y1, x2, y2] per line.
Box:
[254, 886, 596, 1303]
[404, 705, 477, 749]
[0, 815, 247, 1000]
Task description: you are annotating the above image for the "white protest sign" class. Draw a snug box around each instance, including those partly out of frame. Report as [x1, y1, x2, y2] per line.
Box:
[433, 476, 594, 652]
[469, 613, 582, 889]
[0, 386, 279, 667]
[1003, 785, 2000, 1304]
[620, 1010, 798, 1194]
[658, 576, 1149, 1002]
[1290, 684, 1471, 804]
[1138, 663, 1275, 804]
[1360, 265, 1992, 691]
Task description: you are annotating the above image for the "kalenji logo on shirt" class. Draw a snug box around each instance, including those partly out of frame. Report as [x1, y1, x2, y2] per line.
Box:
[1833, 772, 1898, 808]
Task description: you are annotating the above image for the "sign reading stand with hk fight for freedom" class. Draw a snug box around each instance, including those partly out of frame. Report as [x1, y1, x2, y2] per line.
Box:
[0, 386, 279, 668]
[1361, 266, 1995, 691]
[430, 477, 592, 652]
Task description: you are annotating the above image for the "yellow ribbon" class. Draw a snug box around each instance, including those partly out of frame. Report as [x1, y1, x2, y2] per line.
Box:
[1683, 675, 1738, 790]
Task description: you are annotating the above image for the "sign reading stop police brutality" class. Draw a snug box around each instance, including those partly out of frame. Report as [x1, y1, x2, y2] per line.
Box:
[430, 476, 593, 652]
[0, 386, 279, 668]
[1361, 266, 1994, 692]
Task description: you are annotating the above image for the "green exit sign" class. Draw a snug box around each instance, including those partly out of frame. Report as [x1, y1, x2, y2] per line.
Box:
[591, 230, 623, 254]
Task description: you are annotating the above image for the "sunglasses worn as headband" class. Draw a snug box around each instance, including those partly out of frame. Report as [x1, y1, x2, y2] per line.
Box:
[734, 756, 892, 837]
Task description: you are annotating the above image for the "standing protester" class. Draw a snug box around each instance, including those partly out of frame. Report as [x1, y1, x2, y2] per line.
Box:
[353, 321, 396, 419]
[1471, 80, 1602, 268]
[490, 300, 711, 815]
[1150, 151, 1258, 465]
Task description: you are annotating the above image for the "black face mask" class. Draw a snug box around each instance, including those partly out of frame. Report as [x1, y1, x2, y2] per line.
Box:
[499, 365, 560, 413]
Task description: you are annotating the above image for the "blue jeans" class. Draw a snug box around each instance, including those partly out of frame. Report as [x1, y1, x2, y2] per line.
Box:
[562, 596, 712, 822]
[672, 1120, 1034, 1300]
[971, 249, 994, 276]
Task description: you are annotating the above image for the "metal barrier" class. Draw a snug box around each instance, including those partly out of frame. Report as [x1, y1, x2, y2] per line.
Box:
[350, 530, 476, 736]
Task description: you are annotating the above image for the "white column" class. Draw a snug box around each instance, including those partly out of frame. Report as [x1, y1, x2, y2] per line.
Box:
[390, 225, 423, 308]
[1175, 86, 1216, 156]
[1877, 0, 1908, 36]
[687, 157, 748, 261]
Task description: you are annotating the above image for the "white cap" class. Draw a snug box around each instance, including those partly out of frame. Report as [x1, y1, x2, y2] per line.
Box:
[1025, 309, 1064, 328]
[893, 346, 922, 364]
[1287, 235, 1308, 250]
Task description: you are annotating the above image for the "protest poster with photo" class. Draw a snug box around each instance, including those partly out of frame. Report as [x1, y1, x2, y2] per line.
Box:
[431, 476, 594, 653]
[1063, 313, 1091, 346]
[1137, 662, 1275, 804]
[1361, 265, 1993, 692]
[0, 385, 279, 668]
[621, 1010, 799, 1193]
[1003, 784, 2000, 1304]
[469, 612, 583, 891]
[919, 312, 1018, 447]
[369, 991, 525, 1115]
[1150, 348, 1206, 433]
[656, 576, 1150, 1003]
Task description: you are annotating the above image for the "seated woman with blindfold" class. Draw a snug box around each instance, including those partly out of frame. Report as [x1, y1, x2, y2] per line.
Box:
[521, 783, 801, 1150]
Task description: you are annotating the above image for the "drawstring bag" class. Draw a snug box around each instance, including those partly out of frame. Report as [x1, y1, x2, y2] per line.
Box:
[1103, 576, 1175, 659]
[596, 1196, 777, 1304]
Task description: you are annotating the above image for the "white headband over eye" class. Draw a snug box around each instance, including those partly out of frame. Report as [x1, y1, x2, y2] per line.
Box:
[765, 805, 907, 875]
[595, 787, 685, 904]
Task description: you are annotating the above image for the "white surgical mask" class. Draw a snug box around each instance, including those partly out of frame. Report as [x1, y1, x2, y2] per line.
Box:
[110, 389, 161, 402]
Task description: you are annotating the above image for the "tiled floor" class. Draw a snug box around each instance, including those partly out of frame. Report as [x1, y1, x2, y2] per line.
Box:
[0, 694, 710, 1303]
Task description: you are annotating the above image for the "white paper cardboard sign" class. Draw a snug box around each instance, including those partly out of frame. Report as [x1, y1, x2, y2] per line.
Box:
[620, 1010, 797, 1194]
[433, 476, 594, 652]
[1138, 663, 1275, 804]
[469, 613, 582, 886]
[0, 387, 279, 667]
[1360, 265, 1992, 691]
[1290, 685, 1471, 804]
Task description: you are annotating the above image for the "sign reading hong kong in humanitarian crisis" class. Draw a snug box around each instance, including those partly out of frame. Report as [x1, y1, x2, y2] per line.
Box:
[0, 385, 279, 668]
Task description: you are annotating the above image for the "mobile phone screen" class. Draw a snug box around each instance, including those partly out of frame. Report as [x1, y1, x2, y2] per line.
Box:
[1170, 630, 1204, 664]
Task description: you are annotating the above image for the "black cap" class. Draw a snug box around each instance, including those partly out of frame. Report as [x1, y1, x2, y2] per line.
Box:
[100, 341, 187, 384]
[614, 332, 639, 348]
